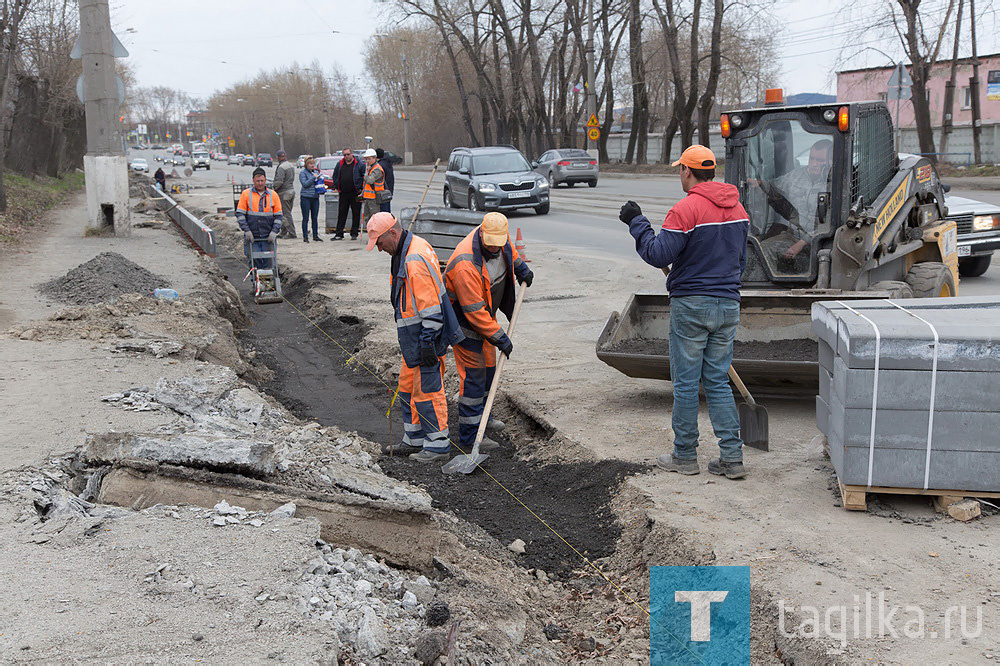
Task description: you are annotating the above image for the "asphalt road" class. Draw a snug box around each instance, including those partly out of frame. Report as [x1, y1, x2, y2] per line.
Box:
[134, 149, 1000, 295]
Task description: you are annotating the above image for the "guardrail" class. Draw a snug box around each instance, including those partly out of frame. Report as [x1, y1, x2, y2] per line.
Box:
[146, 184, 217, 256]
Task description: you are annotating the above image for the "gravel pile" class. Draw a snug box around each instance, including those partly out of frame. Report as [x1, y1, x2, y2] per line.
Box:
[296, 543, 441, 664]
[40, 252, 169, 305]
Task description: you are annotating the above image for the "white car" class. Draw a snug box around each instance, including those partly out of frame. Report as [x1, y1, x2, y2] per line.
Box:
[130, 158, 148, 172]
[191, 151, 211, 170]
[228, 154, 242, 165]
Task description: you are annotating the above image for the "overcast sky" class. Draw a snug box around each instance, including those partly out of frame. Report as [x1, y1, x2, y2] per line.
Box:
[114, 0, 1000, 104]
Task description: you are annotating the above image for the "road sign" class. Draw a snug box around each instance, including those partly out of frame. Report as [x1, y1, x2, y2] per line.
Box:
[228, 138, 236, 148]
[887, 63, 912, 101]
[588, 127, 600, 141]
[75, 72, 125, 105]
[586, 114, 600, 128]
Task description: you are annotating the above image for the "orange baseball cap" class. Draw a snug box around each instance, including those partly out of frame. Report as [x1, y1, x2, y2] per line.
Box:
[366, 212, 398, 251]
[672, 145, 716, 169]
[480, 212, 509, 246]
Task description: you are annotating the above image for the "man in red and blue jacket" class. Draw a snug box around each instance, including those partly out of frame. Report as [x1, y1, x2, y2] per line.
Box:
[620, 144, 750, 480]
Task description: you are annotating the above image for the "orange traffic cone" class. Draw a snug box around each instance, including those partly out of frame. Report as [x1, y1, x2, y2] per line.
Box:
[515, 227, 530, 262]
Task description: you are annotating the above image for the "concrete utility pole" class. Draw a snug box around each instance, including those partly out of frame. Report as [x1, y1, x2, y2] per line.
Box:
[322, 106, 331, 156]
[585, 0, 597, 159]
[402, 55, 413, 166]
[941, 0, 964, 155]
[79, 0, 129, 235]
[969, 0, 983, 164]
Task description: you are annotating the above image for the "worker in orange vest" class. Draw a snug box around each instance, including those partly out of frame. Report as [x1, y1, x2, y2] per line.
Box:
[367, 212, 463, 462]
[236, 168, 282, 271]
[444, 212, 533, 453]
[361, 148, 386, 226]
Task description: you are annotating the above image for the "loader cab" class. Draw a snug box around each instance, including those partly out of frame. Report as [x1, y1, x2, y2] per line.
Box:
[724, 99, 897, 287]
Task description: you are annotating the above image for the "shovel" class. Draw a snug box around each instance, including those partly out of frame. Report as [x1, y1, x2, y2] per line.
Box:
[727, 365, 769, 451]
[442, 282, 528, 475]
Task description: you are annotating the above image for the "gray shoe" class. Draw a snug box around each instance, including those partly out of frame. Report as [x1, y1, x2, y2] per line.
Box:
[708, 458, 747, 479]
[657, 455, 700, 475]
[476, 436, 500, 452]
[486, 417, 506, 434]
[382, 441, 421, 455]
[409, 450, 451, 463]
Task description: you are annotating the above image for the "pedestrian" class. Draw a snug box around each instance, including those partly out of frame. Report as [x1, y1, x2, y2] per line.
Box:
[272, 149, 297, 239]
[366, 212, 463, 462]
[298, 157, 324, 243]
[375, 148, 395, 213]
[236, 167, 282, 272]
[332, 147, 364, 240]
[444, 212, 533, 454]
[619, 144, 750, 480]
[153, 166, 166, 191]
[361, 148, 386, 225]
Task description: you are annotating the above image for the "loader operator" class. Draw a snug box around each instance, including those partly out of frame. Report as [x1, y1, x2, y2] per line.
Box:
[236, 168, 282, 271]
[444, 212, 533, 455]
[619, 145, 750, 480]
[750, 139, 832, 270]
[366, 212, 464, 463]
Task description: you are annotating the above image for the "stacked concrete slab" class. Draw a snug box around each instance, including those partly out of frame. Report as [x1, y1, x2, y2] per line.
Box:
[812, 295, 1000, 492]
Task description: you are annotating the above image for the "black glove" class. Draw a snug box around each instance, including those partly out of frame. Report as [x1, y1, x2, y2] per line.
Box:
[497, 336, 513, 359]
[619, 200, 642, 224]
[419, 345, 438, 367]
[517, 268, 534, 288]
[243, 231, 253, 242]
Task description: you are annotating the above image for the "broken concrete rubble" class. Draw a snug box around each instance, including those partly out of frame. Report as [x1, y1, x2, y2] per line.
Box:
[84, 432, 278, 476]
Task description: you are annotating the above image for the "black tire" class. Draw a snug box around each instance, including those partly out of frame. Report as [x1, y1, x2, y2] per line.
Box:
[535, 202, 550, 215]
[905, 262, 957, 298]
[959, 254, 992, 277]
[547, 171, 555, 187]
[589, 180, 598, 188]
[207, 165, 211, 170]
[443, 187, 453, 208]
[567, 181, 576, 187]
[869, 280, 914, 299]
[468, 190, 481, 212]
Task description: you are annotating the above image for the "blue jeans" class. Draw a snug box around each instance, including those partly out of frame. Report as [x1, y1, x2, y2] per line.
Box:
[300, 196, 320, 238]
[668, 295, 743, 462]
[244, 239, 273, 271]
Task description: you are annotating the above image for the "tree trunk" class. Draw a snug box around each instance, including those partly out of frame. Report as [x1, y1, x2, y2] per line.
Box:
[696, 0, 724, 145]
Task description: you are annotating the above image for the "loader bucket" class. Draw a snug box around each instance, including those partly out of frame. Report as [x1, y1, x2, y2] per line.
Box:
[596, 290, 885, 392]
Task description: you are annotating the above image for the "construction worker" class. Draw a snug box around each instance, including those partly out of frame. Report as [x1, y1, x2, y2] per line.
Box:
[236, 167, 282, 271]
[444, 212, 534, 454]
[361, 148, 386, 225]
[619, 145, 750, 480]
[366, 212, 463, 462]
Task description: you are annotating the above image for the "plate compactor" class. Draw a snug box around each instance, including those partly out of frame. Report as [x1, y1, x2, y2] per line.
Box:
[245, 238, 283, 304]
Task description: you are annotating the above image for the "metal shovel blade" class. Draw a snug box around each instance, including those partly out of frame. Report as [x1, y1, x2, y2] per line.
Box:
[441, 449, 489, 475]
[738, 402, 769, 451]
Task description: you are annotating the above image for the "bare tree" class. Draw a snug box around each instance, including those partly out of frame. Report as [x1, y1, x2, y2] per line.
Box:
[0, 0, 34, 211]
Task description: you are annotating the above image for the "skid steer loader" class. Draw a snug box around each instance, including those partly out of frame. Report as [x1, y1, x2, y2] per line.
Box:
[597, 93, 959, 390]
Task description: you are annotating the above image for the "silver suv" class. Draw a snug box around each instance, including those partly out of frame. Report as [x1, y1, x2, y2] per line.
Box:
[443, 146, 550, 215]
[191, 151, 210, 170]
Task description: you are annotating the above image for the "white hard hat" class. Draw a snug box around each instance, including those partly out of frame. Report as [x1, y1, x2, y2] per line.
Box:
[363, 148, 378, 158]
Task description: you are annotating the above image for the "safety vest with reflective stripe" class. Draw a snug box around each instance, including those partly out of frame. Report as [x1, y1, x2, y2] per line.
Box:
[363, 163, 385, 200]
[444, 226, 531, 345]
[236, 187, 283, 238]
[392, 232, 464, 367]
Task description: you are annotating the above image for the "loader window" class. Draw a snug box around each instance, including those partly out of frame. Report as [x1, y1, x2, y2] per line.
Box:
[739, 119, 834, 278]
[852, 107, 896, 207]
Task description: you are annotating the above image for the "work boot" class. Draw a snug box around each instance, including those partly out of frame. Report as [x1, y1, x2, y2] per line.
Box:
[708, 459, 748, 480]
[313, 236, 323, 242]
[409, 450, 451, 463]
[331, 235, 344, 241]
[475, 436, 500, 452]
[485, 417, 506, 434]
[656, 455, 700, 475]
[382, 441, 421, 455]
[303, 237, 309, 243]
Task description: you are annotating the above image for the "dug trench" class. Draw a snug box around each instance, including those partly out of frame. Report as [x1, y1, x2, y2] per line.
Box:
[213, 241, 830, 664]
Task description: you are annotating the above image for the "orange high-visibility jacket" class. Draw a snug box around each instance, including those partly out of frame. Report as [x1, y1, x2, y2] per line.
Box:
[362, 163, 385, 200]
[236, 187, 283, 237]
[393, 232, 463, 366]
[444, 225, 531, 347]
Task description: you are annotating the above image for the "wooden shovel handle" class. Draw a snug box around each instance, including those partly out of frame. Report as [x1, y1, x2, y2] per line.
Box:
[473, 282, 528, 446]
[727, 365, 757, 408]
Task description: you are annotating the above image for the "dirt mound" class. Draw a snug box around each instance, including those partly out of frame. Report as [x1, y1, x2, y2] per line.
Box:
[40, 252, 169, 305]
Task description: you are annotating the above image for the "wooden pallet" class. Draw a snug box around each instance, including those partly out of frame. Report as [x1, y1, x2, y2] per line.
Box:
[838, 480, 1000, 512]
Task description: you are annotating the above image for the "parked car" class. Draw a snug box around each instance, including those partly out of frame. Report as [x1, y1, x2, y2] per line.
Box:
[229, 154, 243, 165]
[241, 154, 255, 166]
[255, 153, 273, 167]
[316, 154, 342, 188]
[151, 144, 165, 150]
[129, 158, 149, 172]
[532, 148, 598, 187]
[944, 192, 1000, 277]
[191, 151, 211, 170]
[443, 146, 550, 215]
[296, 154, 309, 168]
[381, 150, 404, 165]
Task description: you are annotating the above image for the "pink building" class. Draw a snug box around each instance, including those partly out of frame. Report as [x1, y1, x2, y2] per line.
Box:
[837, 54, 1000, 162]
